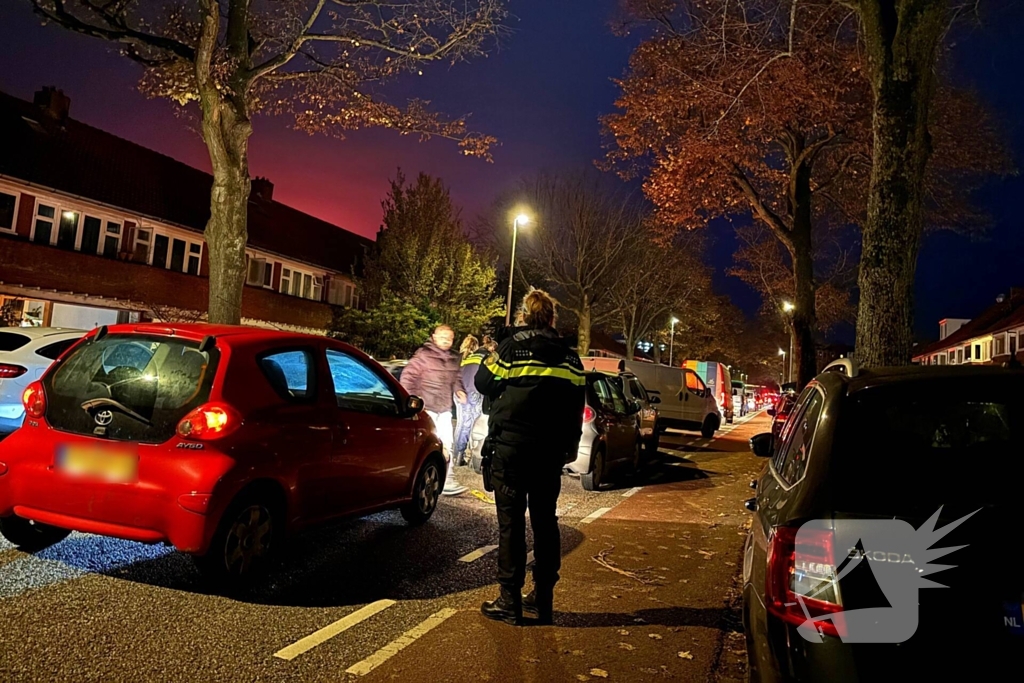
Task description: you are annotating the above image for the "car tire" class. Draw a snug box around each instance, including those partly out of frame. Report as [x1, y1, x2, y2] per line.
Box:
[581, 446, 606, 492]
[194, 492, 282, 591]
[0, 516, 71, 551]
[644, 425, 660, 458]
[701, 415, 717, 439]
[401, 455, 444, 526]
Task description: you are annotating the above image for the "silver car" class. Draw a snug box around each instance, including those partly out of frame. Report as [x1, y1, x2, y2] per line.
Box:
[0, 327, 86, 434]
[469, 371, 642, 491]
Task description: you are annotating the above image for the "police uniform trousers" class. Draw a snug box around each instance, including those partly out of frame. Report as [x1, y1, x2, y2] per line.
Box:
[490, 438, 564, 592]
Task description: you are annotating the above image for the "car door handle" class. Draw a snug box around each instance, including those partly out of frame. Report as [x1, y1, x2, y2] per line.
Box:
[308, 425, 330, 431]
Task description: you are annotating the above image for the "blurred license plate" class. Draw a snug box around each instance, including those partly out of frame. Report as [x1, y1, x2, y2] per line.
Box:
[56, 444, 137, 483]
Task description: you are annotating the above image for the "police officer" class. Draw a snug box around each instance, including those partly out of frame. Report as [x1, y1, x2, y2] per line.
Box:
[475, 289, 586, 625]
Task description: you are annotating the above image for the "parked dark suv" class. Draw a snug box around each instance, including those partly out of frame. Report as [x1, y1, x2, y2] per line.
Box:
[742, 360, 1024, 681]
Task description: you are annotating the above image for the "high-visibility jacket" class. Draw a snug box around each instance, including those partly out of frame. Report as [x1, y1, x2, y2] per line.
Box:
[475, 326, 586, 455]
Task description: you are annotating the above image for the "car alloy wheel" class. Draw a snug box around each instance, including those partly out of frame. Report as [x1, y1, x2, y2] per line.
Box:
[223, 504, 274, 577]
[417, 461, 441, 515]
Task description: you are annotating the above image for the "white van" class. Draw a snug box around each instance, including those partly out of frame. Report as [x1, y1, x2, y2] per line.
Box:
[580, 358, 721, 438]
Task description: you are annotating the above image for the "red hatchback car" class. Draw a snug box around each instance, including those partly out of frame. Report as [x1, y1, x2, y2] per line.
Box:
[0, 323, 444, 586]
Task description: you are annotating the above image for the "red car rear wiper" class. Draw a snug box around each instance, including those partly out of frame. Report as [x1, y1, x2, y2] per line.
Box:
[80, 397, 152, 426]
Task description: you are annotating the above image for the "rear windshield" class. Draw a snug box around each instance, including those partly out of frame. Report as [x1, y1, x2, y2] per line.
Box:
[0, 331, 31, 352]
[833, 380, 1024, 517]
[43, 334, 219, 443]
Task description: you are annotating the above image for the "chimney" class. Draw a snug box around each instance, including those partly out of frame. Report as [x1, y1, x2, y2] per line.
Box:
[33, 87, 71, 123]
[251, 177, 274, 202]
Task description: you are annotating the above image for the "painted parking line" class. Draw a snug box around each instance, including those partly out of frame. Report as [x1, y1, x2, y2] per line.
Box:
[580, 507, 613, 525]
[458, 545, 498, 563]
[622, 486, 642, 498]
[274, 599, 396, 661]
[346, 608, 459, 676]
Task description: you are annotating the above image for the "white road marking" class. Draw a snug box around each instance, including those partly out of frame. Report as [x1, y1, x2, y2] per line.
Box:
[345, 608, 459, 676]
[273, 599, 396, 661]
[458, 545, 498, 563]
[527, 550, 535, 565]
[580, 507, 613, 524]
[622, 486, 642, 498]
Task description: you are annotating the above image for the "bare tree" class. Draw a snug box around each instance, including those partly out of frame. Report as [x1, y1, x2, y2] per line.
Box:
[609, 229, 713, 358]
[517, 173, 645, 355]
[29, 0, 506, 324]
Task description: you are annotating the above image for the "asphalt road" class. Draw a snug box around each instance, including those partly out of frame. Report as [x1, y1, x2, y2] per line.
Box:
[0, 412, 769, 682]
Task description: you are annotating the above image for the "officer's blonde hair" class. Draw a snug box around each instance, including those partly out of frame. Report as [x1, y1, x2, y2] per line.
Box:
[523, 289, 557, 329]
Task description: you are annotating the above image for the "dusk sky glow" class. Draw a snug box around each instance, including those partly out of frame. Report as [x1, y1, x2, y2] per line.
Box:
[1, 0, 1022, 342]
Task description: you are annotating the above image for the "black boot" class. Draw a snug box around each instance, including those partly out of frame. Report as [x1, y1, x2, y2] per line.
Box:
[481, 587, 522, 625]
[522, 586, 554, 625]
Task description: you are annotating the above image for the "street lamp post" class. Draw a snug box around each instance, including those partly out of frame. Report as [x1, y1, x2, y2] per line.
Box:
[782, 301, 795, 384]
[505, 214, 530, 327]
[778, 348, 786, 386]
[669, 317, 679, 367]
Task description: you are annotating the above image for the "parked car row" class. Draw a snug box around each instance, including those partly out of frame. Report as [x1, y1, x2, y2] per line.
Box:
[1, 327, 86, 435]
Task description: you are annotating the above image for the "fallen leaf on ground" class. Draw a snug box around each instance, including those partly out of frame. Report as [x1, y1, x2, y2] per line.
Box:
[576, 676, 589, 682]
[697, 550, 715, 558]
[648, 633, 663, 640]
[571, 650, 585, 656]
[618, 630, 630, 636]
[619, 642, 635, 651]
[678, 651, 694, 660]
[590, 669, 609, 678]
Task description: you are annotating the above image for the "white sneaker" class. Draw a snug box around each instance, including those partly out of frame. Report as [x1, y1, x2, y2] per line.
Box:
[442, 483, 469, 496]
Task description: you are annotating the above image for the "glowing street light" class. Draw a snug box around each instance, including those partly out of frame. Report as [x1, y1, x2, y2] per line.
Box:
[505, 213, 531, 326]
[782, 301, 795, 312]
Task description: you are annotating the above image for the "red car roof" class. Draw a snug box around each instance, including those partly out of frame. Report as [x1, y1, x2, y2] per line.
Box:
[89, 322, 323, 344]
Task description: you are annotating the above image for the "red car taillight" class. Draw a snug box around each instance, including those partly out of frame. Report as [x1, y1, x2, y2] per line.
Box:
[766, 526, 845, 638]
[176, 403, 242, 440]
[583, 405, 595, 423]
[22, 381, 46, 418]
[0, 364, 27, 379]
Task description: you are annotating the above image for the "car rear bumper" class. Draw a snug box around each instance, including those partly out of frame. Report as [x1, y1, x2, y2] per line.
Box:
[0, 427, 235, 553]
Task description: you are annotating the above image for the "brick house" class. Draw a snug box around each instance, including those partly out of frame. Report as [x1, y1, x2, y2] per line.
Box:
[912, 289, 1024, 366]
[0, 87, 372, 332]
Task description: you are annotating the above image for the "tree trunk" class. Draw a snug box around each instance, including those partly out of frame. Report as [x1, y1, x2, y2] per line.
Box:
[577, 304, 592, 356]
[855, 0, 945, 366]
[789, 164, 819, 390]
[199, 99, 253, 325]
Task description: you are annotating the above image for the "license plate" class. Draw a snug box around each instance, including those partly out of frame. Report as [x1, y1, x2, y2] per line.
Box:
[56, 443, 138, 483]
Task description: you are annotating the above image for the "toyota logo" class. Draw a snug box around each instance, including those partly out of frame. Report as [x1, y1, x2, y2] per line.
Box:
[94, 410, 114, 426]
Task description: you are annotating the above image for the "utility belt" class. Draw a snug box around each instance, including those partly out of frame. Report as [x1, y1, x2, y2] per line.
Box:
[481, 425, 576, 496]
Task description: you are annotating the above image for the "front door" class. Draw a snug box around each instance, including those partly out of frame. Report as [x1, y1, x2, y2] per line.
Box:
[325, 347, 416, 512]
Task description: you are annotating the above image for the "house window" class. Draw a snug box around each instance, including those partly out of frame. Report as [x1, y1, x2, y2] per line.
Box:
[0, 191, 18, 232]
[964, 345, 971, 361]
[187, 242, 201, 275]
[32, 203, 56, 244]
[103, 222, 121, 259]
[957, 348, 964, 364]
[938, 353, 947, 365]
[151, 233, 202, 273]
[995, 334, 1006, 356]
[81, 216, 103, 254]
[263, 261, 272, 287]
[975, 343, 982, 361]
[134, 229, 152, 262]
[55, 210, 80, 250]
[280, 267, 292, 295]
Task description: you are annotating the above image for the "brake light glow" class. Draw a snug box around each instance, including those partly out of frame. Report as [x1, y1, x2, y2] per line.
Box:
[583, 405, 595, 423]
[766, 526, 845, 638]
[177, 403, 241, 440]
[22, 381, 46, 418]
[0, 364, 27, 379]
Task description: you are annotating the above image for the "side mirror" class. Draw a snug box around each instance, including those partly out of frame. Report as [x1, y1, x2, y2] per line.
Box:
[406, 395, 425, 416]
[750, 432, 774, 458]
[744, 497, 758, 512]
[766, 407, 776, 417]
[649, 395, 661, 405]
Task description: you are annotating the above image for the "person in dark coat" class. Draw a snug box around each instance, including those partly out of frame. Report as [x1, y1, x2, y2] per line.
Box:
[400, 325, 468, 496]
[475, 290, 586, 625]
